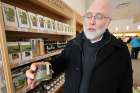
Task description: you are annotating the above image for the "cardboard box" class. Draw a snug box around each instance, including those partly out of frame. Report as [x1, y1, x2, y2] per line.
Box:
[28, 12, 38, 29]
[19, 42, 33, 62]
[12, 72, 26, 91]
[51, 19, 56, 32]
[2, 3, 18, 28]
[30, 39, 40, 57]
[7, 42, 21, 66]
[16, 7, 30, 28]
[45, 17, 52, 31]
[60, 22, 63, 32]
[37, 15, 45, 31]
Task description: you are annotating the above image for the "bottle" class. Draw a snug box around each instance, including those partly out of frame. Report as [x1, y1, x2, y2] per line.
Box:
[35, 62, 53, 81]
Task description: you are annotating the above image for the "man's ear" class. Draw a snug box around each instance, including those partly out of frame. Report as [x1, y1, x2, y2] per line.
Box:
[105, 18, 111, 28]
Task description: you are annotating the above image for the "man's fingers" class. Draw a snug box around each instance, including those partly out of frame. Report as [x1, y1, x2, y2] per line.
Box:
[26, 69, 35, 80]
[30, 62, 44, 71]
[27, 78, 33, 86]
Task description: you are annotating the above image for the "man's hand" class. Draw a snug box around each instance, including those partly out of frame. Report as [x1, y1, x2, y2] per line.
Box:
[26, 62, 45, 89]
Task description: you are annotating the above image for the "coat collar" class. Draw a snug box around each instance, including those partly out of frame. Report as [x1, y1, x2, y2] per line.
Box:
[73, 29, 124, 49]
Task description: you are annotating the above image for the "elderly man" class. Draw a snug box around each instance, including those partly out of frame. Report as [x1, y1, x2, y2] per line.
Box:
[26, 0, 133, 93]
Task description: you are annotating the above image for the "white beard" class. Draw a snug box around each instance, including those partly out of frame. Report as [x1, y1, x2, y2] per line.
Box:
[83, 27, 106, 41]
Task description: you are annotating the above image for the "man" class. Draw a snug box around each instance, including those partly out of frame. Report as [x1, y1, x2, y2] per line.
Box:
[26, 0, 133, 93]
[130, 36, 140, 59]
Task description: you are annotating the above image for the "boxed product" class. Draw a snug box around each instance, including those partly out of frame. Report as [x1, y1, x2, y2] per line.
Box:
[68, 24, 71, 32]
[19, 42, 33, 62]
[37, 15, 45, 31]
[66, 24, 69, 32]
[7, 42, 21, 66]
[12, 72, 26, 91]
[59, 22, 63, 32]
[62, 23, 66, 32]
[57, 22, 62, 32]
[30, 39, 40, 57]
[45, 17, 52, 31]
[16, 7, 30, 28]
[2, 3, 18, 28]
[28, 12, 38, 29]
[70, 25, 72, 32]
[55, 20, 58, 32]
[51, 19, 56, 32]
[56, 21, 60, 32]
[63, 24, 67, 32]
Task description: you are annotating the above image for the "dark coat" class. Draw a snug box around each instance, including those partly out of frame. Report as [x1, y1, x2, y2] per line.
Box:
[52, 30, 133, 93]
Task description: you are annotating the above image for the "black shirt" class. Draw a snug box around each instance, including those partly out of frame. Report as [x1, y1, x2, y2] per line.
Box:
[79, 33, 107, 93]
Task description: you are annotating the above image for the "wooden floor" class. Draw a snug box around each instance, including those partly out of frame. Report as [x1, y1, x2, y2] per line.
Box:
[132, 59, 140, 93]
[132, 59, 140, 85]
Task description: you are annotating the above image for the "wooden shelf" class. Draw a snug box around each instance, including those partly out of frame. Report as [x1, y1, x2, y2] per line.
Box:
[0, 0, 82, 92]
[30, 0, 74, 19]
[11, 49, 63, 69]
[15, 80, 64, 93]
[51, 81, 64, 93]
[15, 82, 41, 93]
[6, 29, 73, 40]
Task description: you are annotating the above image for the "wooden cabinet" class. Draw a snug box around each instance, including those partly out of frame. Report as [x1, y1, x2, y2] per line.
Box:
[0, 0, 83, 93]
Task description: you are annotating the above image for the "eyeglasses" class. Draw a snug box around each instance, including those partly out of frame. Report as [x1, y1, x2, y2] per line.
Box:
[83, 12, 111, 21]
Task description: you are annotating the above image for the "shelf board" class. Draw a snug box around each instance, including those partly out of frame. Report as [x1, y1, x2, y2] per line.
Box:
[11, 49, 63, 69]
[5, 28, 73, 40]
[15, 82, 41, 93]
[51, 81, 64, 93]
[15, 80, 64, 93]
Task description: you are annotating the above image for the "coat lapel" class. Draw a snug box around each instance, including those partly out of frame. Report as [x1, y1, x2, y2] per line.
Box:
[94, 44, 116, 70]
[93, 36, 124, 71]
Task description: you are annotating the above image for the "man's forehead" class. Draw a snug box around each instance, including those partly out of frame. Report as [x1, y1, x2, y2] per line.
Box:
[87, 0, 112, 16]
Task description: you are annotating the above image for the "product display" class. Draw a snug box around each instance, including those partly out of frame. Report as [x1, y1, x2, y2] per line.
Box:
[2, 3, 18, 28]
[19, 42, 33, 62]
[37, 15, 45, 31]
[28, 12, 38, 29]
[16, 7, 30, 28]
[7, 42, 21, 66]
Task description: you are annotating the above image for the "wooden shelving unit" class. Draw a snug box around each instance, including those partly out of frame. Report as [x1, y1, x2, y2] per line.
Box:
[0, 0, 83, 93]
[75, 12, 83, 36]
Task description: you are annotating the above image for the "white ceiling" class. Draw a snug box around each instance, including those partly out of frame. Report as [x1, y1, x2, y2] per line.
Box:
[111, 0, 140, 20]
[64, 0, 140, 32]
[85, 0, 140, 20]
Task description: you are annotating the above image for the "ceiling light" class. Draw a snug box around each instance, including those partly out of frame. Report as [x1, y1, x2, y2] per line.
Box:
[116, 2, 130, 9]
[126, 26, 130, 30]
[115, 27, 119, 31]
[137, 25, 140, 30]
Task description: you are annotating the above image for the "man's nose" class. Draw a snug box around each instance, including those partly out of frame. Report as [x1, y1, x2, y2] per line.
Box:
[89, 17, 96, 25]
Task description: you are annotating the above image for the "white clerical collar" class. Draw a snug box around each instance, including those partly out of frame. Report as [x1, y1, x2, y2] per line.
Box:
[90, 35, 103, 43]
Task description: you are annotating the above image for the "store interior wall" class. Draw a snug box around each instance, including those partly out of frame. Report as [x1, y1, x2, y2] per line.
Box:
[62, 0, 86, 15]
